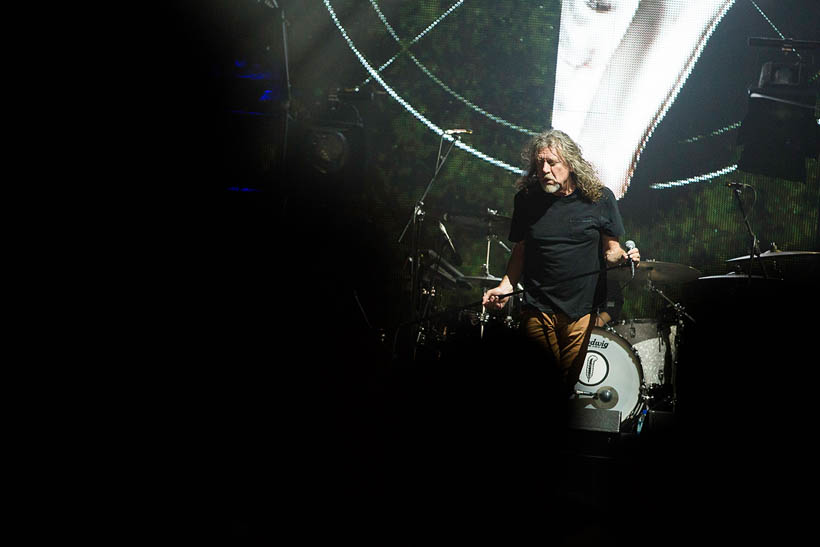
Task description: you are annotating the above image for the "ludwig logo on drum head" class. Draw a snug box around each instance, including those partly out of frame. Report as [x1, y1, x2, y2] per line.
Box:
[588, 338, 609, 349]
[579, 351, 609, 386]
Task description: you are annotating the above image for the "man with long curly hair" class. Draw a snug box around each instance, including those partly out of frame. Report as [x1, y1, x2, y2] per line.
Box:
[482, 129, 640, 394]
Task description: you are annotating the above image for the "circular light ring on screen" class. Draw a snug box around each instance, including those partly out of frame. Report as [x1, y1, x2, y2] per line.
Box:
[363, 0, 540, 137]
[323, 0, 526, 176]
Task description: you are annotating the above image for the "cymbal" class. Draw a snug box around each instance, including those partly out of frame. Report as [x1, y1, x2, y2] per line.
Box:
[726, 250, 820, 263]
[461, 274, 504, 287]
[697, 273, 776, 281]
[610, 259, 702, 284]
[440, 209, 512, 233]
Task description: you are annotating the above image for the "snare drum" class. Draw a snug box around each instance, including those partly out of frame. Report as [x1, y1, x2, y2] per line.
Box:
[573, 327, 643, 423]
[612, 319, 677, 387]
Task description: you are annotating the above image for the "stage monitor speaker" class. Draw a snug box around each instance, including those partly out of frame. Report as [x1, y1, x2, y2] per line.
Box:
[567, 408, 621, 433]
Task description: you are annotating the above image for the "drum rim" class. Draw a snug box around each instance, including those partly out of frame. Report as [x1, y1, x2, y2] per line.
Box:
[589, 326, 645, 380]
[613, 317, 661, 325]
[584, 327, 645, 423]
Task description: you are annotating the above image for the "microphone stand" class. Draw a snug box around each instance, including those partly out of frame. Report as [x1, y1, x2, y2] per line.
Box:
[730, 185, 768, 281]
[398, 133, 462, 320]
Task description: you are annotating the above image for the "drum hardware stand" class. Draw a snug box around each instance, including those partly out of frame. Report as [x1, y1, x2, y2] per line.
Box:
[490, 238, 522, 330]
[477, 218, 516, 339]
[645, 279, 696, 325]
[412, 242, 461, 359]
[397, 133, 463, 358]
[729, 183, 769, 281]
[413, 286, 437, 360]
[643, 278, 694, 414]
[478, 307, 490, 339]
[479, 231, 494, 340]
[495, 238, 513, 255]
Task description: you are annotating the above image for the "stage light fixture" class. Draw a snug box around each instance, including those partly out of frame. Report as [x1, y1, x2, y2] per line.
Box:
[302, 91, 368, 179]
[737, 39, 819, 182]
[307, 127, 350, 175]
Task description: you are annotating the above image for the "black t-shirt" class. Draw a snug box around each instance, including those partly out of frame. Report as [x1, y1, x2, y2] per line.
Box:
[508, 185, 625, 320]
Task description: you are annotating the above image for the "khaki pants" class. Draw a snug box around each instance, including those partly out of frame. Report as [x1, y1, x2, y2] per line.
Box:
[520, 307, 594, 393]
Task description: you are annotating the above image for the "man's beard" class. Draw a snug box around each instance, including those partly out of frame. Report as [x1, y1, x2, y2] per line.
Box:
[543, 182, 561, 193]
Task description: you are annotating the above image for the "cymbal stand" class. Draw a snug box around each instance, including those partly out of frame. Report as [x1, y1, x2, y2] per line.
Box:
[413, 283, 437, 361]
[478, 232, 494, 339]
[479, 222, 507, 339]
[397, 133, 462, 355]
[645, 279, 695, 325]
[493, 237, 522, 330]
[644, 278, 695, 413]
[495, 239, 513, 254]
[730, 184, 769, 281]
[415, 235, 463, 358]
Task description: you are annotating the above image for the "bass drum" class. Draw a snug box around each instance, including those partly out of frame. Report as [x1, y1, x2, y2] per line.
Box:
[572, 327, 643, 424]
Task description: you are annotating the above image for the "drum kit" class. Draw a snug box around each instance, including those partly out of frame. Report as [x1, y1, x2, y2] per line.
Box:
[404, 203, 696, 407]
[406, 205, 694, 427]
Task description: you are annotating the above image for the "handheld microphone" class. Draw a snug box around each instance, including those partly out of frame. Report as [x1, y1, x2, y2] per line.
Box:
[625, 240, 636, 278]
[444, 129, 473, 135]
